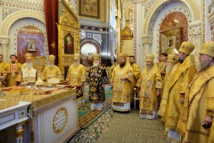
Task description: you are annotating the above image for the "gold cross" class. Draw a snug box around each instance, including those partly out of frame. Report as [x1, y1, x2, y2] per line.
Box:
[51, 42, 55, 49]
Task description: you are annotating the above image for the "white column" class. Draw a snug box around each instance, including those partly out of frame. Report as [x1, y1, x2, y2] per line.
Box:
[141, 35, 153, 70]
[189, 21, 202, 71]
[0, 37, 10, 61]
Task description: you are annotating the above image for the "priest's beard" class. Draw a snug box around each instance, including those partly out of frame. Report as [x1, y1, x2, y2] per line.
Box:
[200, 62, 210, 70]
[49, 63, 54, 68]
[93, 62, 99, 67]
[119, 62, 125, 68]
[178, 57, 185, 63]
[146, 65, 153, 70]
[74, 61, 79, 66]
[26, 62, 33, 69]
[165, 65, 173, 74]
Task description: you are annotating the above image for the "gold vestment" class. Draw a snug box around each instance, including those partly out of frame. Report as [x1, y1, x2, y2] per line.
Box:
[43, 65, 62, 81]
[177, 65, 214, 143]
[0, 62, 7, 70]
[66, 64, 86, 86]
[16, 63, 37, 82]
[5, 62, 22, 86]
[136, 64, 162, 116]
[165, 55, 197, 130]
[158, 63, 179, 122]
[111, 64, 134, 103]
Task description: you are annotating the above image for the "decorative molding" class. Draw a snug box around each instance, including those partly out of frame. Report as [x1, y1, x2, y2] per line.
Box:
[60, 0, 80, 28]
[52, 107, 68, 134]
[0, 0, 44, 20]
[0, 37, 9, 45]
[0, 10, 45, 35]
[141, 35, 153, 45]
[148, 4, 192, 35]
[143, 0, 200, 35]
[93, 34, 102, 45]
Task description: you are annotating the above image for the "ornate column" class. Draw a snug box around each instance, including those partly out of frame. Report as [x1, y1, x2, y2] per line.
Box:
[189, 21, 202, 71]
[14, 121, 27, 143]
[0, 37, 10, 61]
[141, 35, 153, 55]
[140, 35, 153, 69]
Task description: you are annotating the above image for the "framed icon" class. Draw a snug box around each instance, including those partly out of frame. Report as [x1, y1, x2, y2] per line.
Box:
[27, 42, 36, 52]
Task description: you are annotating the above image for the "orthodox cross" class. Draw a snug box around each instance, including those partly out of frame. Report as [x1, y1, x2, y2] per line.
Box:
[51, 42, 55, 49]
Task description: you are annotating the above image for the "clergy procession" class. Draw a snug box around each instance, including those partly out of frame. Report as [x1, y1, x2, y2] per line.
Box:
[0, 41, 214, 143]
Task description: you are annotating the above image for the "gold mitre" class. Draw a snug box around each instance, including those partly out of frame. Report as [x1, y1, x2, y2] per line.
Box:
[129, 54, 135, 58]
[167, 54, 178, 64]
[119, 53, 127, 58]
[74, 53, 81, 60]
[93, 54, 100, 60]
[199, 41, 214, 57]
[24, 52, 33, 60]
[48, 55, 55, 61]
[178, 41, 195, 55]
[145, 54, 155, 62]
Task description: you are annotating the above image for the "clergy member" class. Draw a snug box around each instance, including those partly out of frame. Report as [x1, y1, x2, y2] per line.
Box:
[43, 55, 62, 82]
[111, 53, 134, 112]
[136, 54, 162, 119]
[158, 54, 179, 134]
[164, 41, 197, 142]
[88, 54, 109, 110]
[66, 53, 86, 86]
[0, 54, 7, 70]
[176, 42, 214, 143]
[16, 52, 37, 83]
[5, 54, 22, 86]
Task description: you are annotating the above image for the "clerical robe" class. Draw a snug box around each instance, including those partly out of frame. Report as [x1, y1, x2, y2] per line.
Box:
[176, 65, 214, 143]
[165, 55, 197, 142]
[0, 65, 6, 87]
[136, 64, 162, 119]
[111, 63, 134, 112]
[158, 63, 179, 122]
[16, 63, 37, 83]
[0, 62, 7, 70]
[5, 62, 22, 86]
[43, 65, 62, 81]
[158, 61, 166, 81]
[130, 63, 140, 104]
[209, 123, 214, 143]
[88, 65, 108, 103]
[66, 64, 86, 86]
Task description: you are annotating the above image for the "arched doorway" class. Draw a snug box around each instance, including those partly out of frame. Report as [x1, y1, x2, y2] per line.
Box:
[80, 40, 100, 67]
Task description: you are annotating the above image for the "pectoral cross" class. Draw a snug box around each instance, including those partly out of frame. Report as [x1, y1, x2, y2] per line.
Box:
[51, 42, 55, 49]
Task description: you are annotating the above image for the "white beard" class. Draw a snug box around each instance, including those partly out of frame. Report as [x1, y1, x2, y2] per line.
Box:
[146, 65, 152, 70]
[93, 62, 99, 67]
[200, 62, 210, 70]
[74, 61, 80, 66]
[49, 64, 54, 68]
[26, 62, 33, 69]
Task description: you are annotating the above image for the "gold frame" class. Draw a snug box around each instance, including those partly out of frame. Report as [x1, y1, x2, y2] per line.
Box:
[27, 42, 36, 52]
[79, 0, 100, 19]
[58, 0, 80, 80]
[160, 27, 182, 54]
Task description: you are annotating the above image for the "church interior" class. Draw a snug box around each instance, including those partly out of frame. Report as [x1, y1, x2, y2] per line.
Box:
[0, 0, 214, 143]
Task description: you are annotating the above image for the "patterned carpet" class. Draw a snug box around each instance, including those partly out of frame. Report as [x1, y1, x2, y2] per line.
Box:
[66, 85, 168, 143]
[97, 110, 168, 143]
